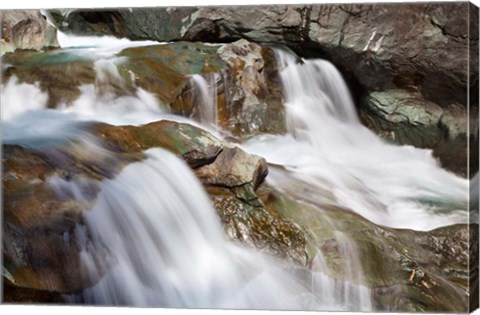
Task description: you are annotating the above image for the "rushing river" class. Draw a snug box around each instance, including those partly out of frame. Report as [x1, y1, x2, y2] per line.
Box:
[1, 32, 470, 310]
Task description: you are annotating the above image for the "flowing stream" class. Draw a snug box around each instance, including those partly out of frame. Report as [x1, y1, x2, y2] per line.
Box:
[244, 49, 468, 231]
[1, 33, 470, 310]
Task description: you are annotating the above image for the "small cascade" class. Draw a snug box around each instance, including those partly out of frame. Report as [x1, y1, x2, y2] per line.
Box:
[190, 74, 218, 128]
[244, 49, 468, 231]
[63, 148, 333, 309]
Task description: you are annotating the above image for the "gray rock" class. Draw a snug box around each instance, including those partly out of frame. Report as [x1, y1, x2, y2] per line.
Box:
[1, 10, 59, 55]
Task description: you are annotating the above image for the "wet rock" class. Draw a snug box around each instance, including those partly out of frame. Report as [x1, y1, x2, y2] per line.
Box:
[2, 50, 96, 107]
[2, 40, 286, 139]
[2, 144, 117, 294]
[360, 90, 476, 176]
[216, 39, 285, 138]
[3, 118, 308, 298]
[257, 176, 473, 312]
[3, 277, 63, 303]
[1, 10, 59, 55]
[195, 146, 267, 189]
[50, 4, 477, 109]
[209, 187, 307, 266]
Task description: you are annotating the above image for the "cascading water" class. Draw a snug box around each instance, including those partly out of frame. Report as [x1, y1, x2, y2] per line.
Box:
[62, 148, 320, 308]
[191, 74, 218, 128]
[243, 49, 469, 231]
[2, 34, 374, 310]
[2, 31, 470, 311]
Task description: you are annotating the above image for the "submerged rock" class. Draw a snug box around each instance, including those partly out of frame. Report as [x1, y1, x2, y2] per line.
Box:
[1, 10, 59, 55]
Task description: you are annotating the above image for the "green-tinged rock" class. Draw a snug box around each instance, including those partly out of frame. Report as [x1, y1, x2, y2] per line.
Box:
[256, 173, 472, 312]
[4, 119, 307, 297]
[208, 187, 307, 266]
[94, 120, 305, 265]
[2, 50, 96, 107]
[360, 90, 474, 176]
[119, 43, 225, 74]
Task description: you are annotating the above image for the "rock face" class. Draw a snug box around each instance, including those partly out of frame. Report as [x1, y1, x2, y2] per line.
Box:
[3, 120, 306, 301]
[1, 10, 59, 55]
[50, 4, 477, 106]
[50, 3, 479, 174]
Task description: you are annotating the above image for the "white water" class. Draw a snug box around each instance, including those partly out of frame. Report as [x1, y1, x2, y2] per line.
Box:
[243, 50, 469, 231]
[1, 33, 470, 310]
[62, 148, 370, 310]
[190, 74, 218, 128]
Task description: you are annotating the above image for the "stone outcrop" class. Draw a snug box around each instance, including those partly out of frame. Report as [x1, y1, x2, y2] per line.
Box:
[1, 10, 59, 55]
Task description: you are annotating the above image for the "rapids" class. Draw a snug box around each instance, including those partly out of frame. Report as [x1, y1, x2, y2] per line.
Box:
[1, 32, 471, 310]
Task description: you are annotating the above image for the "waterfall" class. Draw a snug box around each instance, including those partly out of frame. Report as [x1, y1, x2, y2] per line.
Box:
[2, 32, 468, 311]
[54, 147, 371, 310]
[190, 74, 218, 128]
[59, 148, 325, 309]
[244, 49, 469, 231]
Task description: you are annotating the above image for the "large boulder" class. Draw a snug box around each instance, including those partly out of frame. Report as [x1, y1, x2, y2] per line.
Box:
[1, 10, 59, 55]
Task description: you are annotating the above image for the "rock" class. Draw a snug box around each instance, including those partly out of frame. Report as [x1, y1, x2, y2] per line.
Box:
[209, 187, 307, 265]
[117, 42, 224, 114]
[2, 144, 117, 294]
[50, 4, 477, 108]
[3, 277, 63, 303]
[216, 39, 286, 138]
[3, 39, 286, 139]
[2, 50, 97, 107]
[1, 10, 59, 55]
[360, 90, 476, 176]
